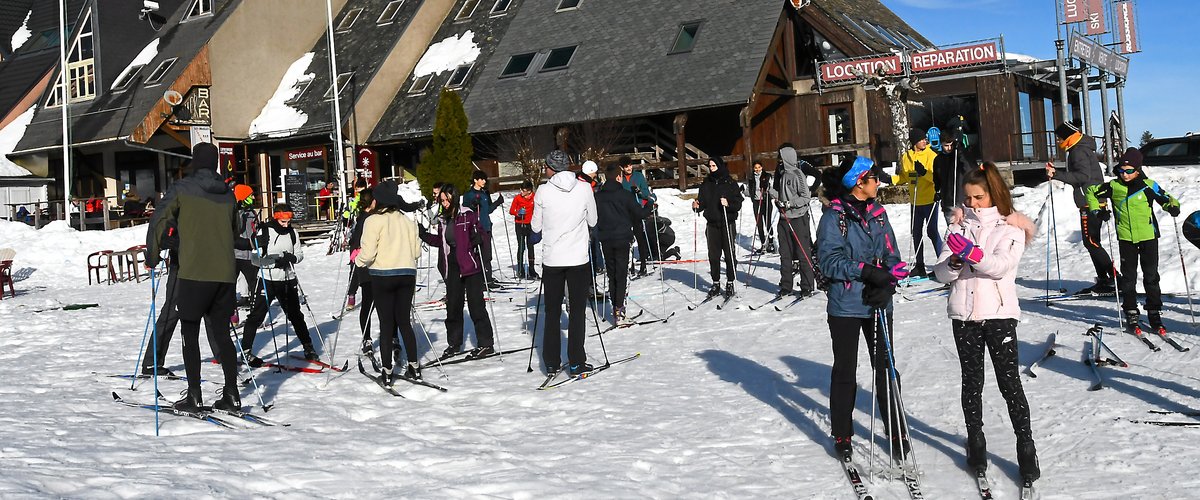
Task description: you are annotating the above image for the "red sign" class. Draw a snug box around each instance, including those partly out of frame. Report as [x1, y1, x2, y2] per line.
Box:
[910, 42, 1000, 73]
[1085, 0, 1107, 34]
[218, 142, 237, 176]
[286, 146, 325, 162]
[1115, 1, 1139, 54]
[819, 55, 902, 83]
[1063, 0, 1085, 23]
[356, 146, 378, 185]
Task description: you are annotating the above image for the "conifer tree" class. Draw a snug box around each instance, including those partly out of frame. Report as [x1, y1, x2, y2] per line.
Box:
[417, 88, 473, 198]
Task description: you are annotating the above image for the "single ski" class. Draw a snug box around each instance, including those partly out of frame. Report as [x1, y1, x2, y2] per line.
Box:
[714, 293, 737, 310]
[747, 295, 785, 311]
[841, 458, 873, 500]
[537, 370, 561, 390]
[418, 350, 469, 369]
[974, 469, 995, 499]
[357, 358, 403, 397]
[774, 294, 811, 311]
[255, 361, 324, 374]
[1024, 332, 1058, 378]
[1149, 409, 1200, 417]
[1083, 340, 1105, 391]
[394, 373, 448, 392]
[901, 467, 925, 500]
[101, 372, 199, 383]
[1152, 327, 1190, 352]
[1122, 418, 1200, 427]
[1129, 326, 1161, 352]
[898, 276, 931, 287]
[687, 295, 718, 311]
[289, 355, 349, 372]
[427, 346, 534, 367]
[539, 353, 641, 390]
[111, 392, 235, 428]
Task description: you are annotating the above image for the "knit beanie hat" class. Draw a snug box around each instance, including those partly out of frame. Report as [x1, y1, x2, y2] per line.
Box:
[1116, 147, 1143, 172]
[374, 179, 400, 208]
[908, 128, 926, 146]
[1054, 121, 1081, 141]
[546, 150, 571, 172]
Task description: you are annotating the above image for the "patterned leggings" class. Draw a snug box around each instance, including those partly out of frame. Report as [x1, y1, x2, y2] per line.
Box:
[952, 318, 1032, 443]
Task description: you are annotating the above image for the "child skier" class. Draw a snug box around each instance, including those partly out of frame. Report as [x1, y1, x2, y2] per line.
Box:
[241, 203, 318, 366]
[934, 162, 1040, 488]
[1086, 148, 1182, 335]
[509, 180, 538, 279]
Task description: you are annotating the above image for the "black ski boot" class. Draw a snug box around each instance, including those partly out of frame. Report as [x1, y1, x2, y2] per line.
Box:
[966, 430, 987, 472]
[705, 283, 723, 300]
[1148, 309, 1165, 333]
[724, 282, 735, 298]
[303, 344, 319, 361]
[765, 239, 776, 254]
[527, 267, 539, 280]
[360, 338, 374, 356]
[241, 349, 264, 368]
[890, 435, 912, 463]
[1123, 309, 1142, 334]
[404, 362, 422, 381]
[440, 345, 461, 360]
[1017, 440, 1040, 483]
[568, 362, 595, 376]
[213, 386, 241, 412]
[141, 366, 175, 377]
[909, 264, 928, 278]
[466, 346, 495, 360]
[381, 366, 395, 388]
[833, 436, 853, 461]
[173, 389, 204, 413]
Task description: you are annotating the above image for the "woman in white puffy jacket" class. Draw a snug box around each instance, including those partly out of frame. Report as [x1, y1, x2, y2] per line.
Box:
[933, 163, 1041, 487]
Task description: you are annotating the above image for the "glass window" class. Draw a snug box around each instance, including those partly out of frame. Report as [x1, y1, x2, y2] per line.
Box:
[500, 53, 536, 78]
[1018, 92, 1034, 159]
[378, 1, 404, 24]
[867, 21, 903, 47]
[556, 0, 581, 11]
[408, 74, 433, 94]
[185, 0, 212, 20]
[540, 46, 577, 72]
[337, 8, 363, 31]
[840, 14, 875, 41]
[1043, 98, 1057, 158]
[1145, 141, 1189, 158]
[324, 72, 354, 98]
[823, 104, 854, 145]
[490, 0, 513, 15]
[455, 0, 481, 20]
[144, 58, 177, 86]
[110, 64, 145, 92]
[285, 77, 314, 105]
[446, 64, 473, 88]
[669, 22, 702, 54]
[61, 10, 96, 102]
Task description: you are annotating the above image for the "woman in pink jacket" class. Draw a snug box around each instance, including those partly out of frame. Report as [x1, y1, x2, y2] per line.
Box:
[934, 163, 1040, 489]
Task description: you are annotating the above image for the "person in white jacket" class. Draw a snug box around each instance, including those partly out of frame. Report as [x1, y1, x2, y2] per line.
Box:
[933, 162, 1040, 487]
[241, 203, 317, 366]
[533, 150, 598, 377]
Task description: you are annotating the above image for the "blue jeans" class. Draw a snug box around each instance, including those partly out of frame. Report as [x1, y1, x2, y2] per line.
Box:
[912, 203, 943, 267]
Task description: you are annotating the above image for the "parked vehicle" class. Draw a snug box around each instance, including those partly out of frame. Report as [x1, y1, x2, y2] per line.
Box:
[1140, 134, 1200, 167]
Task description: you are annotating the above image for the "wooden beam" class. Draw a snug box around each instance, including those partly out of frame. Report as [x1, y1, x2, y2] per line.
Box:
[130, 45, 212, 144]
[160, 127, 191, 148]
[674, 114, 688, 191]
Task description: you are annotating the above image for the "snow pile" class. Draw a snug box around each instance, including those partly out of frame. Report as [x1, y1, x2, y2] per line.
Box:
[412, 31, 479, 77]
[2, 168, 1200, 497]
[0, 105, 36, 177]
[248, 53, 316, 138]
[1005, 52, 1043, 63]
[110, 39, 160, 90]
[10, 10, 31, 52]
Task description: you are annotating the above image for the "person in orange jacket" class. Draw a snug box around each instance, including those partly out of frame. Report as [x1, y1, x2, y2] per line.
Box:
[510, 180, 538, 279]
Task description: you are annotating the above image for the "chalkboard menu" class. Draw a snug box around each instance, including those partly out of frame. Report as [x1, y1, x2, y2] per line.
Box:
[284, 172, 309, 221]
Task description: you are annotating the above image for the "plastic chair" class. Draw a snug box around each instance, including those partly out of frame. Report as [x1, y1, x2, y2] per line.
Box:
[87, 250, 115, 285]
[0, 248, 14, 299]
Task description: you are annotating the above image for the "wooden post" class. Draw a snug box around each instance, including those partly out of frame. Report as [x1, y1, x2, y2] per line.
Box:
[674, 113, 688, 191]
[740, 105, 754, 178]
[34, 202, 41, 228]
[102, 200, 111, 230]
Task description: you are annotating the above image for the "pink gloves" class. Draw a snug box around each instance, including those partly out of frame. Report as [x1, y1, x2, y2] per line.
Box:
[890, 262, 909, 281]
[947, 233, 984, 265]
[350, 248, 361, 263]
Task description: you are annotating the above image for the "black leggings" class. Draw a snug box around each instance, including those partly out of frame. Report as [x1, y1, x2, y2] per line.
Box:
[1118, 239, 1162, 312]
[542, 263, 591, 369]
[515, 223, 535, 268]
[828, 314, 904, 440]
[175, 279, 239, 397]
[242, 279, 313, 352]
[706, 221, 736, 283]
[359, 275, 375, 339]
[602, 242, 632, 310]
[952, 319, 1032, 443]
[372, 275, 417, 368]
[445, 260, 493, 350]
[1080, 210, 1115, 281]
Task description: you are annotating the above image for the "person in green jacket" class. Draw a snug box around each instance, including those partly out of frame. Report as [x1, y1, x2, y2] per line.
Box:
[1086, 148, 1182, 334]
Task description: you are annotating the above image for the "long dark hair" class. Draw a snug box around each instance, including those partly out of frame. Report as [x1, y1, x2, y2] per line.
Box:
[439, 183, 460, 218]
[821, 155, 856, 201]
[962, 162, 1014, 216]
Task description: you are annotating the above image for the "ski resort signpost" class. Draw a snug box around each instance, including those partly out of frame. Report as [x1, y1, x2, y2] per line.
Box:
[817, 38, 1003, 89]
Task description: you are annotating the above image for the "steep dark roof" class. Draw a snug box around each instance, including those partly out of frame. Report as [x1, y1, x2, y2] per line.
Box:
[811, 0, 932, 54]
[248, 0, 425, 141]
[0, 0, 87, 119]
[13, 0, 238, 155]
[368, 0, 522, 143]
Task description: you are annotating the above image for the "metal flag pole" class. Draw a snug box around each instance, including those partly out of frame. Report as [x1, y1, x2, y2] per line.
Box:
[58, 0, 72, 225]
[324, 0, 349, 210]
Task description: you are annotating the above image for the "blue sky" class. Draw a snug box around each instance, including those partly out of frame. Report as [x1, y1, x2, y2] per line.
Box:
[883, 0, 1196, 142]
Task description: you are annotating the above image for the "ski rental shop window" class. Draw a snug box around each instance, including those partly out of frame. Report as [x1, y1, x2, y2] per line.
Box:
[820, 102, 854, 166]
[46, 9, 95, 106]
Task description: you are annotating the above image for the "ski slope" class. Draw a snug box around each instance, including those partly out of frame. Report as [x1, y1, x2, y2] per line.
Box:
[2, 166, 1199, 499]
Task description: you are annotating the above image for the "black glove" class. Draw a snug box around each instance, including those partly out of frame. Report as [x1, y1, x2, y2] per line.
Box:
[144, 249, 160, 269]
[279, 252, 297, 266]
[470, 232, 483, 248]
[863, 284, 896, 309]
[859, 265, 895, 288]
[1093, 209, 1110, 223]
[493, 193, 504, 206]
[1168, 204, 1181, 218]
[914, 161, 927, 177]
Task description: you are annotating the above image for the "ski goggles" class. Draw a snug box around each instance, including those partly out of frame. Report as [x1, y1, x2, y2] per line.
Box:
[273, 211, 294, 221]
[1117, 167, 1137, 175]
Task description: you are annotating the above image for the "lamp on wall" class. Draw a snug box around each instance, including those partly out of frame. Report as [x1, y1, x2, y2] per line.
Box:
[161, 89, 191, 121]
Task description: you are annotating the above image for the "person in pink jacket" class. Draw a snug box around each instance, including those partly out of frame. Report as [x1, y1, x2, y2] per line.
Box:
[934, 162, 1040, 488]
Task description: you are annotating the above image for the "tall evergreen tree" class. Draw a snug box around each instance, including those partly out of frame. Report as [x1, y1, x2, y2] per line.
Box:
[417, 88, 473, 199]
[1139, 131, 1154, 148]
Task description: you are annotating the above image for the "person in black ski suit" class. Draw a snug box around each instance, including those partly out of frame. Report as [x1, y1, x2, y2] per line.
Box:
[745, 160, 775, 253]
[691, 156, 743, 299]
[144, 142, 245, 412]
[347, 188, 378, 354]
[1046, 120, 1114, 295]
[595, 163, 654, 323]
[462, 170, 503, 286]
[933, 131, 974, 218]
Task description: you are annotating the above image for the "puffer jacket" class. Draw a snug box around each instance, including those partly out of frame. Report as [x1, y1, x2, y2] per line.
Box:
[1052, 133, 1103, 209]
[355, 210, 420, 276]
[421, 207, 485, 278]
[1086, 176, 1180, 244]
[934, 207, 1035, 321]
[532, 170, 597, 267]
[252, 220, 304, 282]
[816, 197, 903, 318]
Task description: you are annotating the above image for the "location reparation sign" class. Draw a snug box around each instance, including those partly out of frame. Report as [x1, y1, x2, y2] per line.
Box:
[910, 42, 1000, 73]
[819, 55, 903, 83]
[1114, 1, 1139, 54]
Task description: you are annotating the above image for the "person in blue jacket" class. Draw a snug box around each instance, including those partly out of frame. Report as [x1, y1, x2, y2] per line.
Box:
[462, 171, 504, 286]
[816, 155, 911, 464]
[615, 156, 658, 276]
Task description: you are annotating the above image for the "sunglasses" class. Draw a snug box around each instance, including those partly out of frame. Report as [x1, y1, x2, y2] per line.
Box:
[274, 211, 294, 221]
[1118, 168, 1137, 175]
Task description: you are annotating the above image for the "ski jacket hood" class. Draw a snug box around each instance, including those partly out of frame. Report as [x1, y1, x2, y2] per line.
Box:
[533, 171, 598, 267]
[816, 197, 902, 318]
[935, 206, 1030, 321]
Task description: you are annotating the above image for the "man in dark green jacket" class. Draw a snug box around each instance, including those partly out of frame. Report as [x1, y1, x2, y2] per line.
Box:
[1086, 148, 1181, 333]
[145, 142, 244, 413]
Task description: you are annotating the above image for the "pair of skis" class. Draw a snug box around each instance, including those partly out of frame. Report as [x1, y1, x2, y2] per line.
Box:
[112, 391, 288, 428]
[972, 467, 1037, 500]
[359, 351, 448, 396]
[536, 353, 640, 390]
[687, 292, 735, 311]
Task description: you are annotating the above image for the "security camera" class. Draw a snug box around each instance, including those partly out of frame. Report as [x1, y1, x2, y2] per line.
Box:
[143, 1, 160, 11]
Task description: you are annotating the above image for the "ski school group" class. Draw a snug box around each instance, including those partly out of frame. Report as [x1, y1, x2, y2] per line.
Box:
[122, 117, 1200, 496]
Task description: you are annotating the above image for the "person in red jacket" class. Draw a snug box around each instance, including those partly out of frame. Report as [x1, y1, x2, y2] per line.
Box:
[510, 180, 538, 279]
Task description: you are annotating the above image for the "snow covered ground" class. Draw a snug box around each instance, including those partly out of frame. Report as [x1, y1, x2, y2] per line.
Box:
[3, 167, 1200, 499]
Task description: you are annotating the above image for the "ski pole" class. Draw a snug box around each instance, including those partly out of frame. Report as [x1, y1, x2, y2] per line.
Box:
[526, 280, 544, 373]
[293, 275, 330, 358]
[1048, 181, 1064, 292]
[131, 263, 164, 391]
[721, 202, 737, 294]
[149, 268, 160, 435]
[587, 246, 611, 366]
[250, 237, 285, 372]
[480, 267, 504, 362]
[650, 206, 667, 316]
[1103, 221, 1126, 330]
[411, 300, 449, 381]
[692, 212, 699, 297]
[1172, 217, 1198, 332]
[868, 310, 878, 477]
[878, 310, 919, 475]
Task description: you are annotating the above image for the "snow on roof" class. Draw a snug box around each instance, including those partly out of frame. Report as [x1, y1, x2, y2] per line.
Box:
[412, 31, 480, 78]
[110, 39, 159, 90]
[248, 52, 316, 138]
[1005, 52, 1042, 64]
[10, 10, 31, 52]
[0, 106, 36, 177]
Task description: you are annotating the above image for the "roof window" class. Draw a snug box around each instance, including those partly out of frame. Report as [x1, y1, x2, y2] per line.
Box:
[144, 58, 177, 86]
[556, 0, 581, 12]
[500, 52, 535, 78]
[669, 22, 702, 54]
[455, 0, 482, 20]
[378, 1, 405, 24]
[184, 0, 212, 20]
[336, 8, 363, 31]
[540, 46, 576, 72]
